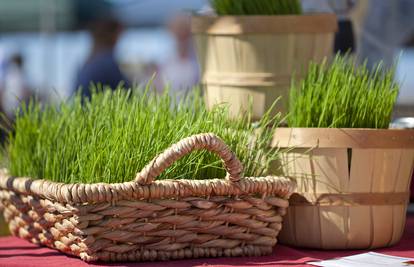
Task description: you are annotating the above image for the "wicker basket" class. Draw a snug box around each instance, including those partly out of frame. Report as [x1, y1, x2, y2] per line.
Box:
[0, 133, 294, 262]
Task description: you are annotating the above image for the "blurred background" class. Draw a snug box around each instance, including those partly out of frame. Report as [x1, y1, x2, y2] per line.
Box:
[0, 0, 412, 112]
[0, 0, 207, 104]
[0, 0, 413, 234]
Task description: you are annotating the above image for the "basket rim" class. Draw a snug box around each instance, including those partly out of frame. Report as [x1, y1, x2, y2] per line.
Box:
[191, 13, 338, 34]
[272, 127, 414, 148]
[0, 171, 295, 204]
[0, 133, 295, 204]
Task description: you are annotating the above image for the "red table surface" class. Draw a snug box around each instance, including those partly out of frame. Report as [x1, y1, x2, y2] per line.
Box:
[0, 215, 413, 267]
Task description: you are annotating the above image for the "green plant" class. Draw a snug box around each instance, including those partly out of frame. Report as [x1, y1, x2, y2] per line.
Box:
[288, 55, 399, 128]
[6, 85, 280, 184]
[210, 0, 302, 15]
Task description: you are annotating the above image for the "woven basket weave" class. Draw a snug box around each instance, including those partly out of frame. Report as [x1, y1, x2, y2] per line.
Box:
[0, 133, 294, 262]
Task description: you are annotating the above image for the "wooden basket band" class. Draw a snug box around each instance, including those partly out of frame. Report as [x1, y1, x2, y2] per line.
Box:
[272, 128, 414, 149]
[202, 72, 297, 87]
[135, 133, 243, 185]
[289, 192, 410, 206]
[191, 14, 338, 35]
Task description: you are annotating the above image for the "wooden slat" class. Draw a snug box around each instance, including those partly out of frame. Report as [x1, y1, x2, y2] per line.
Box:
[390, 205, 407, 245]
[312, 148, 349, 193]
[394, 149, 414, 192]
[372, 149, 401, 193]
[294, 34, 315, 73]
[347, 206, 371, 248]
[371, 206, 394, 248]
[204, 85, 268, 118]
[278, 207, 297, 245]
[280, 206, 323, 248]
[319, 206, 348, 249]
[313, 34, 335, 60]
[282, 149, 314, 193]
[349, 149, 375, 192]
[390, 149, 413, 246]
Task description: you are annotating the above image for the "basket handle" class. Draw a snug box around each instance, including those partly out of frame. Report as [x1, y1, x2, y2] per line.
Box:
[135, 133, 244, 185]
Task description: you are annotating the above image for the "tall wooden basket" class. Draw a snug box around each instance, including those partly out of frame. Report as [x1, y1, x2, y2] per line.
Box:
[192, 15, 337, 119]
[272, 128, 414, 249]
[0, 133, 295, 262]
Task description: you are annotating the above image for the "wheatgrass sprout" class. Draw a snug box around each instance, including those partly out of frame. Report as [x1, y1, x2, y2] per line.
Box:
[6, 85, 281, 184]
[210, 0, 302, 15]
[288, 55, 399, 128]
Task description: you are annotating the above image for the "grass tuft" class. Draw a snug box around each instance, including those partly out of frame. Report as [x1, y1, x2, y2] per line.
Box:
[6, 85, 281, 184]
[288, 54, 399, 129]
[210, 0, 302, 15]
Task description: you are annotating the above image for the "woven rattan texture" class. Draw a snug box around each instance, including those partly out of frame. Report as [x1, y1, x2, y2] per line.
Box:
[0, 133, 295, 262]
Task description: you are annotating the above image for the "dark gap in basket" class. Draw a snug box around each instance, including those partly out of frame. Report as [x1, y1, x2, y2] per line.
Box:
[347, 148, 352, 176]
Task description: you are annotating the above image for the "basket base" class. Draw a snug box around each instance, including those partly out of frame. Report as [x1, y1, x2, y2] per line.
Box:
[92, 245, 273, 262]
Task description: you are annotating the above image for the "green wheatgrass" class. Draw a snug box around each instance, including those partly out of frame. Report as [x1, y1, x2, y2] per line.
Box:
[6, 85, 281, 184]
[288, 54, 399, 128]
[210, 0, 302, 15]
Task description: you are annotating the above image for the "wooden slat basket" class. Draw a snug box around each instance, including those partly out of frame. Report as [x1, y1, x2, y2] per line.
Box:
[192, 15, 338, 119]
[0, 133, 295, 262]
[272, 128, 414, 249]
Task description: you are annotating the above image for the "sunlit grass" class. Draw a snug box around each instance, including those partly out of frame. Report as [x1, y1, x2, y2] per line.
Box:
[6, 85, 281, 184]
[211, 0, 302, 15]
[288, 54, 399, 128]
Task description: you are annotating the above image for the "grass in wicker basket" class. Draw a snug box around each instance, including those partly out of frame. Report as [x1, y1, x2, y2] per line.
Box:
[288, 54, 399, 128]
[5, 85, 281, 184]
[210, 0, 302, 15]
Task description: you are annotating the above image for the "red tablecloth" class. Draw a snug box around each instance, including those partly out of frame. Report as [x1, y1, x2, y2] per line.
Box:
[0, 215, 413, 267]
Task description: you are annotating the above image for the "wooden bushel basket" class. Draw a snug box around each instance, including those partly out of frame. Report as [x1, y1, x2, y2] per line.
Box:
[192, 15, 338, 119]
[0, 133, 295, 262]
[272, 128, 414, 249]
